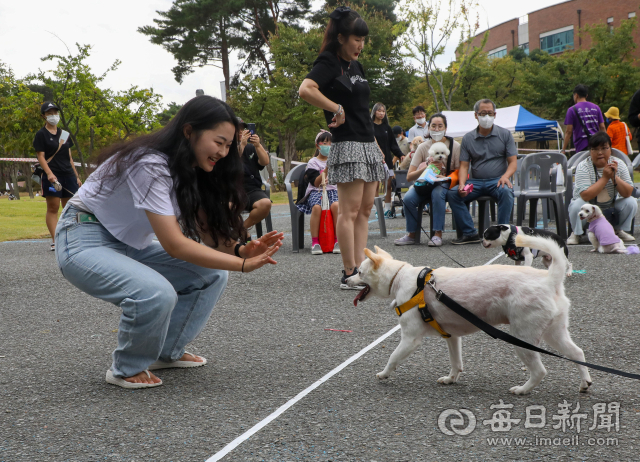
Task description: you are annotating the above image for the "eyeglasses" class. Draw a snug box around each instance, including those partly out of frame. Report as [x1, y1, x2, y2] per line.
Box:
[477, 112, 496, 117]
[591, 146, 611, 153]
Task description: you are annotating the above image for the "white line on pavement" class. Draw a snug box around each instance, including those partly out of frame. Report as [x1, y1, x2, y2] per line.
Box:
[204, 251, 504, 461]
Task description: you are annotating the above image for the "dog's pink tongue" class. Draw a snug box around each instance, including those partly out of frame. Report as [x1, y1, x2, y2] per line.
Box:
[353, 286, 368, 307]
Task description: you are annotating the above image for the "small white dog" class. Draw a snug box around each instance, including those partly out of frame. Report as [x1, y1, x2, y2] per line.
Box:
[348, 235, 592, 395]
[578, 204, 626, 254]
[427, 142, 450, 174]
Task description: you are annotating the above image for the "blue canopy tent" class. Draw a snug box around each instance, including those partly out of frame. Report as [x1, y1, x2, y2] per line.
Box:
[442, 105, 563, 143]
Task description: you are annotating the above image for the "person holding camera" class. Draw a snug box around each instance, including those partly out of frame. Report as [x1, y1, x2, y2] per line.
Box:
[237, 120, 272, 241]
[33, 102, 82, 251]
[55, 96, 284, 389]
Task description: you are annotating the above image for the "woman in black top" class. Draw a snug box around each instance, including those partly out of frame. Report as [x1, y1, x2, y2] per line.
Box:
[299, 6, 385, 289]
[371, 102, 403, 217]
[33, 102, 82, 251]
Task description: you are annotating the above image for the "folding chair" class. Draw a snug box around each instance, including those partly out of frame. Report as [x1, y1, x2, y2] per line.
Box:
[285, 163, 308, 252]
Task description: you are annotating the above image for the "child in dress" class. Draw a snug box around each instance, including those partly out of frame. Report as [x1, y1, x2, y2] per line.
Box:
[296, 130, 340, 255]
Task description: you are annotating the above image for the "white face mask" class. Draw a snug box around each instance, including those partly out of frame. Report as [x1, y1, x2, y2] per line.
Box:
[478, 115, 494, 129]
[429, 130, 445, 141]
[46, 114, 60, 125]
[415, 117, 426, 125]
[396, 135, 402, 140]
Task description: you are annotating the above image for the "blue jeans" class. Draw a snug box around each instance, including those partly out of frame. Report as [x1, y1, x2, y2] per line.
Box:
[55, 205, 228, 378]
[403, 185, 449, 233]
[446, 177, 514, 237]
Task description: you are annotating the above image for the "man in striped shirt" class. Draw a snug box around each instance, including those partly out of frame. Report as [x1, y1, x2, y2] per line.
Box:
[567, 132, 637, 244]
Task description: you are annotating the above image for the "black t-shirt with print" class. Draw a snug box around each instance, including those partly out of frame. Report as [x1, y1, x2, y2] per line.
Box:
[242, 144, 265, 193]
[374, 122, 404, 167]
[305, 51, 374, 143]
[32, 126, 75, 176]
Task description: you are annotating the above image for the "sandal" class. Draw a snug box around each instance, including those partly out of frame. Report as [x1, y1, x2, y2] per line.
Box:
[105, 370, 162, 389]
[148, 351, 207, 371]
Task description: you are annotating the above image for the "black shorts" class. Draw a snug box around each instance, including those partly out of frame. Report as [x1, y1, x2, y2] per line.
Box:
[245, 189, 270, 211]
[42, 174, 78, 198]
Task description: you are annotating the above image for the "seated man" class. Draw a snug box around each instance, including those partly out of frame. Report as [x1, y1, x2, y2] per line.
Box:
[238, 121, 272, 241]
[446, 99, 517, 244]
[567, 131, 637, 244]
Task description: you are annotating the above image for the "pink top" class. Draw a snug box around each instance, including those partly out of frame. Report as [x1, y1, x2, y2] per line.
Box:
[588, 215, 619, 246]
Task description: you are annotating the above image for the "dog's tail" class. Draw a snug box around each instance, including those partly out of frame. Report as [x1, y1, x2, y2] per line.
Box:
[515, 234, 568, 289]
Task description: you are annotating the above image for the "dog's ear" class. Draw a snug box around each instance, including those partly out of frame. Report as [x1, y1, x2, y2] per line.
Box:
[364, 248, 383, 269]
[500, 225, 510, 231]
[374, 245, 393, 260]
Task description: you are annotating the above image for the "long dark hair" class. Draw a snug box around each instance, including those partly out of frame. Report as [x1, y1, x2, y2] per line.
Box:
[320, 8, 369, 55]
[94, 95, 245, 246]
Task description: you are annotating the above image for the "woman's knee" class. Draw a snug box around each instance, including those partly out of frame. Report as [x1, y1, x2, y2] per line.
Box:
[254, 198, 272, 216]
[46, 198, 60, 213]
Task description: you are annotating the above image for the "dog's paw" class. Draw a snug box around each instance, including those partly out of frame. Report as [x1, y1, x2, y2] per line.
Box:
[437, 375, 457, 385]
[509, 385, 531, 395]
[376, 372, 389, 380]
[579, 380, 593, 393]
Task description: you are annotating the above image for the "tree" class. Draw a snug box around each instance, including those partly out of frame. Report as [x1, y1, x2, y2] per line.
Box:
[157, 102, 183, 126]
[314, 0, 400, 22]
[230, 24, 325, 176]
[140, 0, 311, 90]
[401, 0, 484, 112]
[0, 62, 42, 199]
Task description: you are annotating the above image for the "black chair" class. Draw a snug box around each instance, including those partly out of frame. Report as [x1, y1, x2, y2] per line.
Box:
[284, 164, 308, 252]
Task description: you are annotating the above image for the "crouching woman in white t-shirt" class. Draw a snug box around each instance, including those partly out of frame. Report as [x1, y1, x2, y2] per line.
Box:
[55, 96, 284, 389]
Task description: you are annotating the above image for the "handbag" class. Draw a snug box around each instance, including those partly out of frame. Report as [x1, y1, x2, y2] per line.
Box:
[624, 122, 634, 155]
[32, 139, 63, 184]
[591, 162, 619, 226]
[318, 182, 336, 253]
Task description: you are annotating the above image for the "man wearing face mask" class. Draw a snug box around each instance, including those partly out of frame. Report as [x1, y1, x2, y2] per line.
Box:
[408, 106, 429, 141]
[446, 99, 517, 245]
[33, 101, 82, 251]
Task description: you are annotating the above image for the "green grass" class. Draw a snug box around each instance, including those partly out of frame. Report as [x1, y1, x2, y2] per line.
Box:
[635, 171, 640, 183]
[0, 195, 51, 242]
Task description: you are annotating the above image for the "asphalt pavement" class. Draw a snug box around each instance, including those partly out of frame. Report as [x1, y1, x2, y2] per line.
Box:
[1, 203, 640, 462]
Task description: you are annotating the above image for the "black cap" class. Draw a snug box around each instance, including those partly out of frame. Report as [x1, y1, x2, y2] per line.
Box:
[41, 101, 60, 114]
[392, 125, 403, 135]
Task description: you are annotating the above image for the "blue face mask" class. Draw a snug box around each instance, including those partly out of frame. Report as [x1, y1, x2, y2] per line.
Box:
[319, 145, 331, 156]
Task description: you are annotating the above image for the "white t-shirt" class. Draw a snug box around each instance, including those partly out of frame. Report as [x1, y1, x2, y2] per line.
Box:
[73, 150, 179, 249]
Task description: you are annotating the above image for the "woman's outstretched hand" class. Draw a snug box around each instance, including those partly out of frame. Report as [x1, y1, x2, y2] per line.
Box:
[240, 231, 284, 272]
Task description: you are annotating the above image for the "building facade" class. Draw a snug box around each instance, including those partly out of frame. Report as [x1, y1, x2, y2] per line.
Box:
[469, 0, 640, 59]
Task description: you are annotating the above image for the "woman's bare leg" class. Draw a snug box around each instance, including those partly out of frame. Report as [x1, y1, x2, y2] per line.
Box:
[336, 181, 365, 273]
[354, 181, 378, 266]
[45, 196, 61, 241]
[309, 205, 321, 238]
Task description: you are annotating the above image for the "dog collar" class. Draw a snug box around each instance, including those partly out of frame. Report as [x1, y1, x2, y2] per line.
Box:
[388, 264, 406, 295]
[394, 268, 450, 338]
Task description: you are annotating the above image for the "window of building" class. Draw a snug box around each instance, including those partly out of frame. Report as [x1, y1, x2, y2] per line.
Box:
[540, 26, 574, 54]
[519, 43, 529, 55]
[607, 17, 614, 23]
[487, 45, 508, 59]
[629, 12, 636, 19]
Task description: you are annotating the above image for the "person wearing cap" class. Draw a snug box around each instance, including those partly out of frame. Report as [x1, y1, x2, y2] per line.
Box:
[33, 101, 82, 251]
[604, 107, 633, 155]
[392, 125, 410, 158]
[236, 118, 271, 241]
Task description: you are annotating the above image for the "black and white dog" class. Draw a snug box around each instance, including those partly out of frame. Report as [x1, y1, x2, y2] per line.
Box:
[483, 225, 573, 277]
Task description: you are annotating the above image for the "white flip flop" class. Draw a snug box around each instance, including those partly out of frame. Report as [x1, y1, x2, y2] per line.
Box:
[105, 370, 162, 389]
[148, 351, 207, 371]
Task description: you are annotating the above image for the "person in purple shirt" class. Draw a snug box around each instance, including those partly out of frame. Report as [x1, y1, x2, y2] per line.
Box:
[561, 84, 605, 156]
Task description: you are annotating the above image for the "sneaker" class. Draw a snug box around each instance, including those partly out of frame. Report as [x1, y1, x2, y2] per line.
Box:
[428, 236, 443, 247]
[340, 268, 366, 290]
[423, 204, 430, 215]
[566, 232, 581, 245]
[50, 243, 55, 251]
[616, 230, 636, 242]
[332, 242, 341, 254]
[394, 234, 416, 246]
[384, 209, 395, 219]
[311, 243, 323, 255]
[451, 233, 481, 245]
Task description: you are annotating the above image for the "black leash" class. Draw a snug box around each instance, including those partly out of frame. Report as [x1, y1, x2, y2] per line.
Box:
[401, 195, 468, 268]
[425, 279, 640, 381]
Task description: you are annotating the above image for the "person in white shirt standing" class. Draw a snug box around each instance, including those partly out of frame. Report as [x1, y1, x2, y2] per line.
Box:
[55, 96, 284, 389]
[407, 105, 429, 141]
